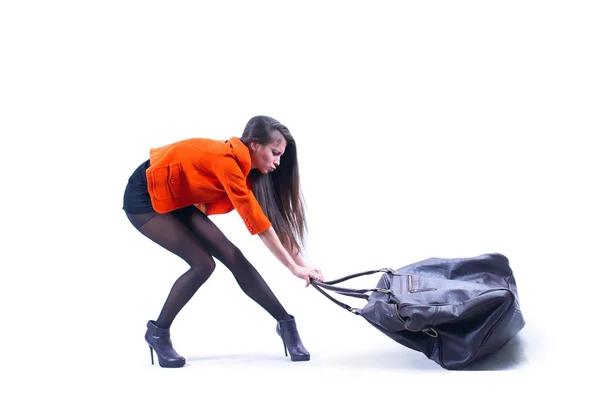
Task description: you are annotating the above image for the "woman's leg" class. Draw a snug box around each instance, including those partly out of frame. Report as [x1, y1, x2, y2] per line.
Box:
[126, 211, 217, 329]
[172, 206, 292, 322]
[128, 207, 309, 362]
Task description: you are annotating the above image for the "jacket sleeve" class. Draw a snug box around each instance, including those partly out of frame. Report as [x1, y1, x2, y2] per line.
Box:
[212, 154, 272, 235]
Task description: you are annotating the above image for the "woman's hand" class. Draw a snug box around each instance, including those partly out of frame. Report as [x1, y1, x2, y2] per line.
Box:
[290, 265, 324, 287]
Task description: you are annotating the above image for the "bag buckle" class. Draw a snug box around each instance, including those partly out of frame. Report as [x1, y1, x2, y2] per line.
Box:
[423, 328, 439, 338]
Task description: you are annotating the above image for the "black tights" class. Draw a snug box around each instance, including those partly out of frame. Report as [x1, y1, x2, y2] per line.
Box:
[126, 206, 291, 329]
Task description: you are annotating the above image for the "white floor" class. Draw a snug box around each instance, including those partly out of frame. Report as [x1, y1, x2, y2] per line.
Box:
[6, 237, 595, 411]
[2, 1, 599, 411]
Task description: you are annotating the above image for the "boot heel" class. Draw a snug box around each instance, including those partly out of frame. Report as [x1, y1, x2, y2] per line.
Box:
[283, 340, 288, 357]
[149, 346, 154, 365]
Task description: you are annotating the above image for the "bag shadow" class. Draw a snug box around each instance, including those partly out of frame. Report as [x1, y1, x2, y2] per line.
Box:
[460, 334, 527, 371]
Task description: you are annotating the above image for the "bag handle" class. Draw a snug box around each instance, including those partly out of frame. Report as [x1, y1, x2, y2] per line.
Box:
[310, 268, 394, 314]
[311, 270, 439, 338]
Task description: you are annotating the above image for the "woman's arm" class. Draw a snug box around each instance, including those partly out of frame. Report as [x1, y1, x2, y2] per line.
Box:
[282, 236, 306, 267]
[258, 227, 322, 286]
[258, 227, 297, 269]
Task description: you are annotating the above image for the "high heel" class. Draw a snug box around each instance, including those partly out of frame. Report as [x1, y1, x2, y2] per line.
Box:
[144, 320, 186, 368]
[276, 315, 310, 362]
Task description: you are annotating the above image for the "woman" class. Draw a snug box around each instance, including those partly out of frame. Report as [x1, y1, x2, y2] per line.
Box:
[122, 115, 324, 368]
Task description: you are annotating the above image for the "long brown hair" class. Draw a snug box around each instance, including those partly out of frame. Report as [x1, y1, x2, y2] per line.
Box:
[241, 115, 307, 253]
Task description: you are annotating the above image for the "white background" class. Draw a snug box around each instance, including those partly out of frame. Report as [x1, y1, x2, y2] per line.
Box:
[1, 1, 598, 411]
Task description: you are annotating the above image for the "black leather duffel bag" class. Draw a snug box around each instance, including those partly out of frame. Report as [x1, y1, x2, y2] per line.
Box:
[311, 253, 525, 370]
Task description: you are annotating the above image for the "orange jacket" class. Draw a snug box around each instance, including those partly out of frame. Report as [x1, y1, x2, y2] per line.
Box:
[145, 137, 271, 235]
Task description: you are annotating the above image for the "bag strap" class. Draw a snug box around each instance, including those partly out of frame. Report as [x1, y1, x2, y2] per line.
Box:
[311, 281, 358, 313]
[310, 268, 394, 314]
[317, 268, 394, 288]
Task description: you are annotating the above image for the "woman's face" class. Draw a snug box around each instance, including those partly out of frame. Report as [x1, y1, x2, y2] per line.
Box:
[250, 131, 287, 174]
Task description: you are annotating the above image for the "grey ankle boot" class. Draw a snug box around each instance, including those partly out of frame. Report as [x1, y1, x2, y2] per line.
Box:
[144, 320, 186, 368]
[276, 315, 310, 362]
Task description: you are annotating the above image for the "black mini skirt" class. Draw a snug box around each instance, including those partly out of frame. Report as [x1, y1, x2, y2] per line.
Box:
[122, 159, 156, 214]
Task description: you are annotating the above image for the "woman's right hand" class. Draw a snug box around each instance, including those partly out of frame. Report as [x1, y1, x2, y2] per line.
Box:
[291, 265, 324, 287]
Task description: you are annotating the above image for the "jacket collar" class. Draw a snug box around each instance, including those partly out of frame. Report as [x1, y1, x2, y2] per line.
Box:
[228, 137, 252, 176]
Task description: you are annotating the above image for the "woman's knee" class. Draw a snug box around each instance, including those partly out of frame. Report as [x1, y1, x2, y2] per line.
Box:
[190, 255, 217, 278]
[219, 245, 247, 267]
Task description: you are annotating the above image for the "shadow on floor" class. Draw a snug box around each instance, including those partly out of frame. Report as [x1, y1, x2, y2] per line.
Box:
[460, 334, 527, 371]
[182, 334, 527, 371]
[316, 334, 527, 372]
